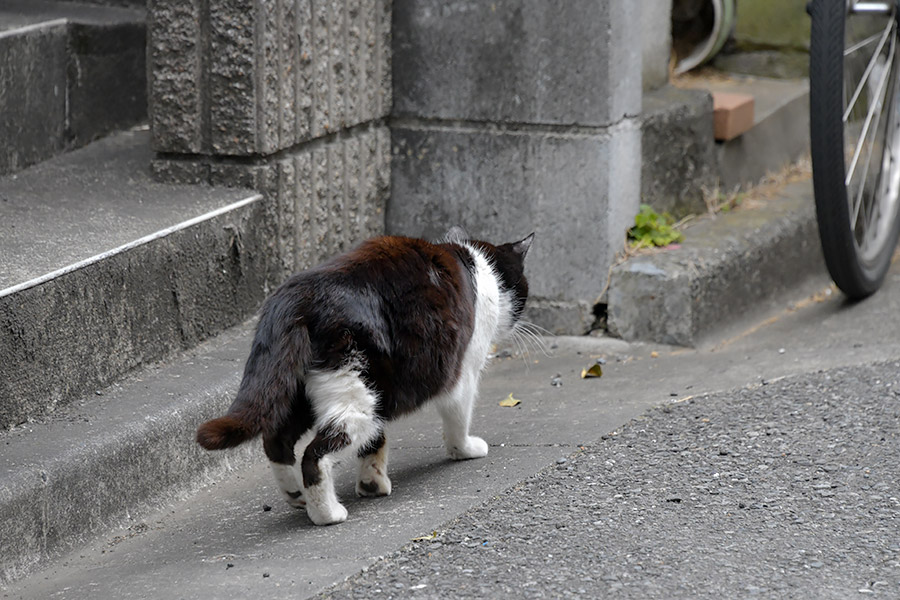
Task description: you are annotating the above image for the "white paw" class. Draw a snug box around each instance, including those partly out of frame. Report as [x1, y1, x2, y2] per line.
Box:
[356, 473, 392, 497]
[447, 436, 489, 460]
[306, 500, 348, 526]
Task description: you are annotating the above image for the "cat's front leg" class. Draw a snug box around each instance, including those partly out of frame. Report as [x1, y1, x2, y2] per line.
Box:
[356, 432, 392, 497]
[437, 373, 489, 460]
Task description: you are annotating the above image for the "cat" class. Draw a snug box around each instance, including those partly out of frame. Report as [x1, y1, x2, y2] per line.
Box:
[196, 227, 534, 525]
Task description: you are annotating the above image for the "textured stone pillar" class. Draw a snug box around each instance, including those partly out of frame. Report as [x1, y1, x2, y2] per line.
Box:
[148, 0, 392, 284]
[389, 1, 643, 333]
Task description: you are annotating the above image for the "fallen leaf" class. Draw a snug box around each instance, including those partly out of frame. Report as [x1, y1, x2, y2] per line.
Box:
[581, 364, 603, 378]
[411, 531, 438, 542]
[499, 393, 521, 407]
[650, 351, 659, 358]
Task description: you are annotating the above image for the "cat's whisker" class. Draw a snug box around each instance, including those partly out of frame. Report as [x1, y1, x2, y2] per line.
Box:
[517, 319, 555, 337]
[512, 329, 543, 365]
[509, 329, 531, 368]
[514, 322, 550, 358]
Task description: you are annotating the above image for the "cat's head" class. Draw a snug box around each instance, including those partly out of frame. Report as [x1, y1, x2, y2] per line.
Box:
[466, 232, 534, 330]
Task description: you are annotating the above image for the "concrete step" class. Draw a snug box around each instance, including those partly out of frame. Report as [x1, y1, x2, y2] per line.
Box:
[641, 76, 810, 220]
[678, 74, 811, 190]
[0, 319, 258, 585]
[0, 0, 146, 175]
[607, 178, 827, 346]
[0, 128, 270, 430]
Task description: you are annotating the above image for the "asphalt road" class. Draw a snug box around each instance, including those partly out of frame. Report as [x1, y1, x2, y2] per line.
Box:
[320, 361, 900, 599]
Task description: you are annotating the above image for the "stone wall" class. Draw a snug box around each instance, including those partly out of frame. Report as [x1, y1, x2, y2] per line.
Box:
[148, 0, 392, 283]
[389, 1, 643, 333]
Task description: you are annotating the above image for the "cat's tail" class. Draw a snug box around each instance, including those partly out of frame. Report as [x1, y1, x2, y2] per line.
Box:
[195, 414, 256, 450]
[196, 295, 311, 451]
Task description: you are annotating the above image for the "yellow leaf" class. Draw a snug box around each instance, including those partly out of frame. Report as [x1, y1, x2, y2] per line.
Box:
[499, 393, 521, 407]
[650, 351, 659, 358]
[581, 364, 603, 379]
[411, 531, 437, 542]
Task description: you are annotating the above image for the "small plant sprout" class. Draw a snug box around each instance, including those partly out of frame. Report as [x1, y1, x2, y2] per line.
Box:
[627, 204, 684, 249]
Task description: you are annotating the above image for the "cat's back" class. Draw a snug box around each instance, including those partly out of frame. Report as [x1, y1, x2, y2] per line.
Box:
[313, 235, 472, 294]
[272, 235, 475, 334]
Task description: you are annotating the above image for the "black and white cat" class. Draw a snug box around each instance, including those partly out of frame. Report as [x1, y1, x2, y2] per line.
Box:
[196, 228, 533, 525]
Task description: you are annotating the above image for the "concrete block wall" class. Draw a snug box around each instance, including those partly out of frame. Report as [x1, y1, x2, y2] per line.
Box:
[390, 1, 643, 333]
[148, 0, 392, 278]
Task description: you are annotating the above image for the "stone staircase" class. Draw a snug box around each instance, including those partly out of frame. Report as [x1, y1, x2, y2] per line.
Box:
[0, 0, 272, 583]
[1, 0, 393, 584]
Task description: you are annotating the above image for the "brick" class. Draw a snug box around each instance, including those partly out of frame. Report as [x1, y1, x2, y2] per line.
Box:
[713, 92, 755, 141]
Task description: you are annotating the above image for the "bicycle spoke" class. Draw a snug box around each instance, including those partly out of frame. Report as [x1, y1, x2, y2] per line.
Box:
[845, 31, 883, 56]
[845, 26, 894, 188]
[850, 48, 892, 231]
[842, 18, 893, 123]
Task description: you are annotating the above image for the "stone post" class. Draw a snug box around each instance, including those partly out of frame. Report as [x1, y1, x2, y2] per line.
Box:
[147, 0, 392, 286]
[389, 1, 643, 333]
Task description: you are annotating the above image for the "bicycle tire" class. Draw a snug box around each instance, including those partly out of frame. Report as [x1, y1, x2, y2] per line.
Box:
[809, 0, 900, 299]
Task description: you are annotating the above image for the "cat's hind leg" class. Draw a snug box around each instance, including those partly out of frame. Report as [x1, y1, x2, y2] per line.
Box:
[302, 366, 382, 525]
[436, 370, 489, 460]
[301, 429, 350, 525]
[356, 431, 391, 497]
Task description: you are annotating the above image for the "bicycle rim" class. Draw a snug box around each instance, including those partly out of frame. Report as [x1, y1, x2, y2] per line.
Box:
[810, 0, 900, 298]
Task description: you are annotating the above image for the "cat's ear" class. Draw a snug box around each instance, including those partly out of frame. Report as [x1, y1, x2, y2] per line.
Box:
[512, 233, 535, 258]
[443, 225, 469, 243]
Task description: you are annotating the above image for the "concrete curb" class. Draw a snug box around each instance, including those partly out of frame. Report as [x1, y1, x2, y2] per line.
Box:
[0, 323, 259, 585]
[607, 179, 826, 346]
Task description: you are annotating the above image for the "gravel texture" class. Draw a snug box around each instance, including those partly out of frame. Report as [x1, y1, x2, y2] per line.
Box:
[319, 361, 900, 599]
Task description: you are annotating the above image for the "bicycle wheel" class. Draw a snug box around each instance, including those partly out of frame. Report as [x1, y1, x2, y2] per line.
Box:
[809, 0, 900, 298]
